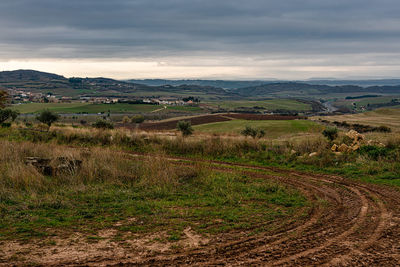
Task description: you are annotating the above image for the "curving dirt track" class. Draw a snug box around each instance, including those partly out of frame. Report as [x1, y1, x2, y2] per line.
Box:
[109, 154, 400, 266]
[2, 154, 400, 266]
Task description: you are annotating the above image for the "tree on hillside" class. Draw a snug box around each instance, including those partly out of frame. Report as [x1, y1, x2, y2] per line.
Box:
[0, 90, 19, 126]
[0, 90, 8, 108]
[177, 120, 193, 137]
[36, 109, 59, 127]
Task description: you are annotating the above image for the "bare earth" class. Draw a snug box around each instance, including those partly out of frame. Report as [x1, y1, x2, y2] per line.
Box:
[1, 154, 400, 266]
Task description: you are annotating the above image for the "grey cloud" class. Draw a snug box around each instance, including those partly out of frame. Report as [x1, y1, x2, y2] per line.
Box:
[0, 0, 400, 62]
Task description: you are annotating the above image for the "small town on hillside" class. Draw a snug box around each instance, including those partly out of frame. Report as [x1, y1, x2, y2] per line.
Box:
[6, 88, 198, 106]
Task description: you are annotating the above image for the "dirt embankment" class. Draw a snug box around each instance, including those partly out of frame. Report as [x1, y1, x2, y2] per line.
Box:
[2, 152, 400, 266]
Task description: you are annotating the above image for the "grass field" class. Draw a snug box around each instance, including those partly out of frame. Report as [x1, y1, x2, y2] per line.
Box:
[334, 96, 400, 111]
[313, 107, 400, 132]
[206, 99, 311, 111]
[0, 140, 306, 242]
[193, 119, 322, 138]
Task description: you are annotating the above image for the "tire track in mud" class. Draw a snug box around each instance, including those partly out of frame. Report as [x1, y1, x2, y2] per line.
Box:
[112, 152, 399, 266]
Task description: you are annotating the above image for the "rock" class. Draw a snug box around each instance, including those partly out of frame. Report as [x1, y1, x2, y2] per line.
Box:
[338, 144, 349, 153]
[331, 144, 338, 152]
[290, 149, 297, 155]
[346, 130, 365, 142]
[351, 144, 360, 151]
[309, 152, 318, 157]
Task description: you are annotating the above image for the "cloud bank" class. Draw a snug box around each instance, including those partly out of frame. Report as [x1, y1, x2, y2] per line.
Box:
[0, 0, 399, 79]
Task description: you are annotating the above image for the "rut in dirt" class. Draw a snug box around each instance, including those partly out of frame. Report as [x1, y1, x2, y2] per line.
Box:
[109, 153, 400, 266]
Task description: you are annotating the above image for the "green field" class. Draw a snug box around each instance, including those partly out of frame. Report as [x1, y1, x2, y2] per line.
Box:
[194, 119, 322, 137]
[333, 96, 400, 111]
[11, 103, 163, 114]
[206, 99, 311, 111]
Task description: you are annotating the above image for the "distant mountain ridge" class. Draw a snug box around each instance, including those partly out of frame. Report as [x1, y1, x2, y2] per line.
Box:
[235, 82, 400, 96]
[1, 70, 399, 98]
[0, 70, 230, 98]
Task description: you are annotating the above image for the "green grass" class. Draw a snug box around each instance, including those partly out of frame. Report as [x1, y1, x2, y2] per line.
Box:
[0, 156, 306, 241]
[11, 103, 161, 114]
[166, 105, 204, 112]
[194, 119, 322, 137]
[206, 99, 311, 111]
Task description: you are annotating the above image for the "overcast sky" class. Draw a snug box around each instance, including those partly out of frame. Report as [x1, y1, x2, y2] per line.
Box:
[1, 0, 399, 79]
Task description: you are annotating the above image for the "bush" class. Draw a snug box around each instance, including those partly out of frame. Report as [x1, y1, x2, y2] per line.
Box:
[241, 126, 266, 139]
[376, 125, 391, 133]
[322, 127, 338, 141]
[92, 120, 114, 129]
[177, 121, 193, 137]
[359, 145, 390, 160]
[122, 116, 131, 124]
[131, 115, 145, 124]
[1, 122, 11, 128]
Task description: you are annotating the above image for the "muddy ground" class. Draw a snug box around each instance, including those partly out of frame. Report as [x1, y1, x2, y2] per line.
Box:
[1, 154, 400, 266]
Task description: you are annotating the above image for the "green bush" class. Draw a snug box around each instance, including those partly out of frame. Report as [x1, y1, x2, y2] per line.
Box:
[92, 120, 114, 129]
[132, 115, 145, 124]
[322, 127, 338, 141]
[177, 121, 193, 137]
[359, 145, 390, 160]
[241, 126, 266, 139]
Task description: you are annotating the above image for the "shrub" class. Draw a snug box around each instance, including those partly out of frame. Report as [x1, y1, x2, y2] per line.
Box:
[177, 121, 194, 137]
[359, 145, 390, 160]
[376, 125, 391, 133]
[122, 116, 131, 124]
[92, 120, 114, 129]
[131, 115, 145, 124]
[241, 126, 266, 139]
[322, 127, 338, 141]
[36, 110, 59, 127]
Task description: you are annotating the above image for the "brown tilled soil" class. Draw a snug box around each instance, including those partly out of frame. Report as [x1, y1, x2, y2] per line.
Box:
[138, 114, 232, 131]
[135, 113, 306, 131]
[1, 154, 400, 266]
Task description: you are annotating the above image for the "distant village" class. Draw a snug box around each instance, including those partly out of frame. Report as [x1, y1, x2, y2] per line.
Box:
[7, 88, 199, 106]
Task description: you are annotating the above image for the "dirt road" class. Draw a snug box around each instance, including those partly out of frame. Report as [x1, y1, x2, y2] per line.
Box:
[2, 154, 400, 266]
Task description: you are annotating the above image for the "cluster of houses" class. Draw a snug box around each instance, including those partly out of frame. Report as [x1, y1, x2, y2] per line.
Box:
[7, 88, 197, 106]
[142, 98, 194, 105]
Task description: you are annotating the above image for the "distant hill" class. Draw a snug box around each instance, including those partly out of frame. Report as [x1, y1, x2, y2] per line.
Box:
[127, 78, 400, 89]
[235, 82, 400, 97]
[0, 70, 230, 99]
[1, 70, 399, 99]
[126, 79, 273, 90]
[0, 69, 66, 82]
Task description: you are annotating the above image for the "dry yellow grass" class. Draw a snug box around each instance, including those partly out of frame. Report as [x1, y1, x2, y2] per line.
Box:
[312, 108, 400, 132]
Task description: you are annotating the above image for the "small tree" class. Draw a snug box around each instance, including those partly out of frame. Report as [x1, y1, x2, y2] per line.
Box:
[0, 109, 19, 125]
[0, 90, 8, 108]
[241, 126, 265, 139]
[322, 127, 338, 141]
[36, 109, 59, 127]
[177, 120, 193, 137]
